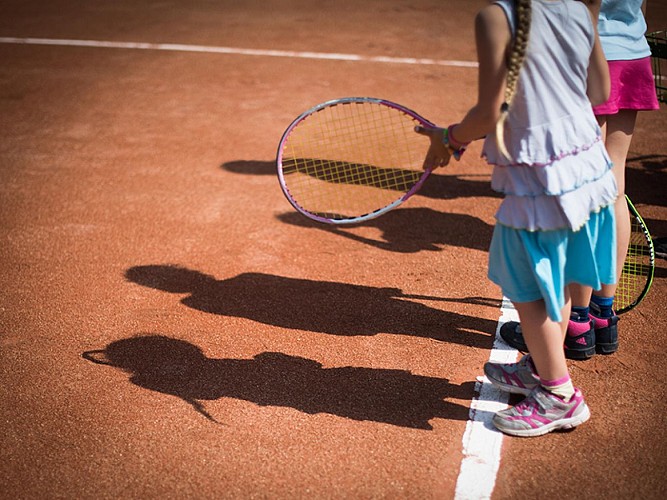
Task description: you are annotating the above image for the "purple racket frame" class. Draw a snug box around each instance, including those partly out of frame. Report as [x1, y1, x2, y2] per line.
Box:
[276, 97, 436, 225]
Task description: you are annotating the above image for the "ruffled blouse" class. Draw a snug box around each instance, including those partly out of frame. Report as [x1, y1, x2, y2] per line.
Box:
[485, 0, 618, 232]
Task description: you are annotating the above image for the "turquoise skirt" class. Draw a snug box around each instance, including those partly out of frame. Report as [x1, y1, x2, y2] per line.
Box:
[488, 205, 616, 322]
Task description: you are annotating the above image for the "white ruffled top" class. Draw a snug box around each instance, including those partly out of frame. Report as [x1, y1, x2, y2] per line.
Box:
[484, 0, 618, 231]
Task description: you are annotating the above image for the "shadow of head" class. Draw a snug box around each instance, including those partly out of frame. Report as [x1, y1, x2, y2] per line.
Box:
[125, 265, 216, 293]
[83, 335, 205, 372]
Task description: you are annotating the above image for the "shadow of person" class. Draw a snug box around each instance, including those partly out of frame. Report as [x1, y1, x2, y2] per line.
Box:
[277, 207, 494, 253]
[125, 266, 497, 348]
[416, 173, 500, 201]
[222, 160, 276, 176]
[626, 154, 667, 208]
[82, 335, 474, 429]
[220, 160, 500, 202]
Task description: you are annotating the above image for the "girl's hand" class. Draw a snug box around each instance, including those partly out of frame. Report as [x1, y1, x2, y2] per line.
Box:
[414, 125, 452, 170]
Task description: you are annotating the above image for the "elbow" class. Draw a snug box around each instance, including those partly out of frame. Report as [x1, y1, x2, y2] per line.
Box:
[588, 84, 610, 107]
[587, 70, 611, 107]
[478, 107, 503, 135]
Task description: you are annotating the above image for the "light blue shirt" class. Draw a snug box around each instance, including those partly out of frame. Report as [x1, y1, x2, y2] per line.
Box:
[598, 0, 651, 60]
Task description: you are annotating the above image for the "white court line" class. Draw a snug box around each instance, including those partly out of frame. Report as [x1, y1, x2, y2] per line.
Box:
[0, 36, 479, 67]
[1, 33, 508, 498]
[454, 298, 518, 500]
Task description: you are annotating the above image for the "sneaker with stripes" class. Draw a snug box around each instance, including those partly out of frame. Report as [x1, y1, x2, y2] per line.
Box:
[483, 354, 540, 396]
[492, 386, 591, 437]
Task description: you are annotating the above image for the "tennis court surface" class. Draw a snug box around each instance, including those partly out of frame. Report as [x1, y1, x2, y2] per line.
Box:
[1, 1, 666, 498]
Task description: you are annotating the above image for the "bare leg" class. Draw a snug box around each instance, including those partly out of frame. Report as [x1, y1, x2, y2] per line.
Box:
[569, 110, 636, 306]
[513, 294, 571, 381]
[598, 109, 636, 295]
[491, 294, 590, 436]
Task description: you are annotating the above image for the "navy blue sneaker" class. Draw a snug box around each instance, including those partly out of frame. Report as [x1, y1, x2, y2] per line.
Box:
[499, 320, 596, 360]
[563, 319, 596, 360]
[499, 321, 527, 351]
[590, 312, 619, 354]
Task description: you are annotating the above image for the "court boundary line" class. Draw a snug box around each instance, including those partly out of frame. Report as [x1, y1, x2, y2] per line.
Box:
[454, 298, 517, 500]
[0, 36, 479, 68]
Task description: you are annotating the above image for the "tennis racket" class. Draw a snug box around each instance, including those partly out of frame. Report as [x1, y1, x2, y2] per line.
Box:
[614, 195, 655, 314]
[276, 97, 442, 224]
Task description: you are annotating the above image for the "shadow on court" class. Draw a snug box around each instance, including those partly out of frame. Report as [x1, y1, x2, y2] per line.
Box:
[277, 207, 494, 253]
[124, 266, 497, 347]
[221, 160, 501, 201]
[82, 335, 474, 429]
[627, 154, 667, 208]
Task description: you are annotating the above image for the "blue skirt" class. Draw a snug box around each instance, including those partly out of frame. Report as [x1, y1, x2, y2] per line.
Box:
[488, 205, 616, 322]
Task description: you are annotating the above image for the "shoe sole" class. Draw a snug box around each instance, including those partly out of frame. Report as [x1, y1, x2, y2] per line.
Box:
[564, 346, 596, 360]
[596, 342, 618, 355]
[493, 403, 591, 437]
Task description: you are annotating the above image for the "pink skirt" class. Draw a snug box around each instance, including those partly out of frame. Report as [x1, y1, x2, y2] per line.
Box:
[593, 57, 660, 115]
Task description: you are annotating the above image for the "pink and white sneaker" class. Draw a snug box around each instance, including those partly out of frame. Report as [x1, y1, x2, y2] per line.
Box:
[483, 354, 540, 396]
[492, 386, 591, 437]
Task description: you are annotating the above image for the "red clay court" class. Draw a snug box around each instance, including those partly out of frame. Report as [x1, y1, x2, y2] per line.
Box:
[1, 1, 666, 498]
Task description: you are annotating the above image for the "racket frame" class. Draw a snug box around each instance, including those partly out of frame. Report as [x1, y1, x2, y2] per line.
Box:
[615, 195, 655, 314]
[276, 97, 435, 224]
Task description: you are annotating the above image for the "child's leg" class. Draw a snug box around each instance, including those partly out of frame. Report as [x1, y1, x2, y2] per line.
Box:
[569, 282, 592, 314]
[513, 297, 569, 382]
[484, 297, 573, 397]
[568, 111, 633, 309]
[573, 111, 635, 354]
[491, 296, 591, 437]
[595, 110, 636, 301]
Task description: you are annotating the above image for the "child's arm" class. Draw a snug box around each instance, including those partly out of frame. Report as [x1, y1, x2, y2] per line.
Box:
[584, 3, 610, 105]
[416, 5, 510, 169]
[453, 5, 512, 144]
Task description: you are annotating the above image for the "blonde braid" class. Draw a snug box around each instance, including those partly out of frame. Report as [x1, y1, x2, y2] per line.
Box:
[496, 0, 532, 160]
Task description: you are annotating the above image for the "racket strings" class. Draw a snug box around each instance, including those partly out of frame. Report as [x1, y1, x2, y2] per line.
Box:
[281, 101, 427, 219]
[614, 207, 654, 313]
[321, 104, 414, 190]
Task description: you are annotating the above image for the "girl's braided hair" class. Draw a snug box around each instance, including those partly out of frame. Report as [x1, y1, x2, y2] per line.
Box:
[495, 0, 532, 160]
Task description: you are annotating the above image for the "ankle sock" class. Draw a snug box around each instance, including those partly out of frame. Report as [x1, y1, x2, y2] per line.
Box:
[590, 294, 614, 318]
[541, 375, 575, 401]
[567, 308, 592, 337]
[571, 306, 589, 322]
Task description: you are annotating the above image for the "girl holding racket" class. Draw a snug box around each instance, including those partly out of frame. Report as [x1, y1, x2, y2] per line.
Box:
[417, 0, 614, 437]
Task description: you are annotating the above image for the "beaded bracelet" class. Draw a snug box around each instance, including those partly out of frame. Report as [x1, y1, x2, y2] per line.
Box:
[443, 123, 469, 160]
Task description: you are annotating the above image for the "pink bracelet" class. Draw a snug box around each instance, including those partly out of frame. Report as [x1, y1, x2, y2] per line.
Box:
[447, 123, 470, 150]
[442, 124, 468, 160]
